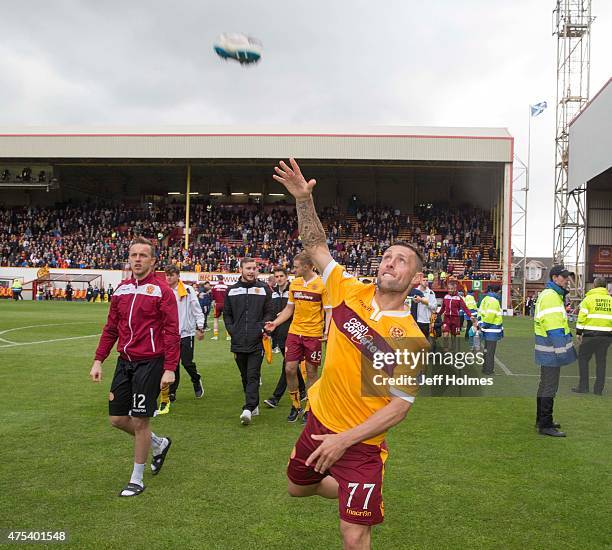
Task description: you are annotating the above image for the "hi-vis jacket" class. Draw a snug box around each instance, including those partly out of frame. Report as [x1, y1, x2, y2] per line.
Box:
[464, 294, 478, 312]
[534, 281, 577, 367]
[478, 292, 504, 341]
[576, 287, 612, 338]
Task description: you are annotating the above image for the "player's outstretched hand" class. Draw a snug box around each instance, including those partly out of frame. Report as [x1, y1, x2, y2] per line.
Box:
[273, 158, 316, 200]
[90, 360, 102, 382]
[160, 370, 176, 390]
[306, 433, 350, 473]
[264, 321, 276, 333]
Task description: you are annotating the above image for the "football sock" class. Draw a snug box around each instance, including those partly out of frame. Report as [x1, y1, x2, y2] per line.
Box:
[130, 463, 145, 487]
[159, 386, 169, 403]
[151, 433, 166, 454]
[289, 391, 301, 410]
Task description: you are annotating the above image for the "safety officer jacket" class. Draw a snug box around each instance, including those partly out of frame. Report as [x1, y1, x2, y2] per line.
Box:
[478, 292, 504, 341]
[576, 287, 612, 338]
[464, 294, 478, 312]
[534, 281, 577, 367]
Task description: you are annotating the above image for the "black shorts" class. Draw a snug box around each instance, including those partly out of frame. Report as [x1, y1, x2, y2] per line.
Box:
[108, 356, 164, 417]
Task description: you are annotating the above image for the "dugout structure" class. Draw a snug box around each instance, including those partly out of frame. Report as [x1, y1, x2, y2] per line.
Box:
[29, 271, 102, 301]
[0, 126, 514, 308]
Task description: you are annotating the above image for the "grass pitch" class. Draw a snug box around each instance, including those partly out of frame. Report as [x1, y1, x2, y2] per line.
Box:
[0, 301, 610, 549]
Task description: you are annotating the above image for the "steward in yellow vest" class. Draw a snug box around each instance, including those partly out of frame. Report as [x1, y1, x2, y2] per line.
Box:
[573, 277, 611, 395]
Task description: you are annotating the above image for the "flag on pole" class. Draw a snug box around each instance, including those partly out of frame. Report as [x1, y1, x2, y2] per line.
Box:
[530, 101, 547, 117]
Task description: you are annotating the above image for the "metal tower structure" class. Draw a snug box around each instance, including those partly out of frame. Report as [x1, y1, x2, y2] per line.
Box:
[511, 156, 528, 314]
[552, 0, 593, 300]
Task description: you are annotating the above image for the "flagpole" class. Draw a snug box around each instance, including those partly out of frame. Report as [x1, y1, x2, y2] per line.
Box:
[522, 106, 531, 315]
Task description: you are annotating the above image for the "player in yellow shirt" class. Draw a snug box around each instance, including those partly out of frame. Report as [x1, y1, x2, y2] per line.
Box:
[266, 252, 331, 423]
[273, 158, 428, 550]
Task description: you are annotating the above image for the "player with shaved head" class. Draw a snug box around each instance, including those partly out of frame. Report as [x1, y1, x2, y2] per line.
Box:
[273, 158, 428, 550]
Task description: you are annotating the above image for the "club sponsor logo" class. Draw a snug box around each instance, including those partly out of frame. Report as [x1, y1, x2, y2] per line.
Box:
[345, 508, 372, 517]
[343, 317, 370, 345]
[293, 291, 318, 301]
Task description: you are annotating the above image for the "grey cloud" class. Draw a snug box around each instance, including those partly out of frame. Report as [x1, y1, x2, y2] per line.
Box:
[1, 0, 611, 255]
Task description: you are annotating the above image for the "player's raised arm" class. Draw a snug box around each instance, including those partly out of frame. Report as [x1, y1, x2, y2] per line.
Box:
[273, 158, 333, 274]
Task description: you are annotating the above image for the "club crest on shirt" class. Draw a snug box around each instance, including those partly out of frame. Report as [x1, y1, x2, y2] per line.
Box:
[146, 285, 155, 294]
[389, 326, 405, 339]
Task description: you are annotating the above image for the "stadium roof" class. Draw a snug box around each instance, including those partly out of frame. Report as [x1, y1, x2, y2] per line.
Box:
[568, 78, 612, 191]
[0, 125, 513, 164]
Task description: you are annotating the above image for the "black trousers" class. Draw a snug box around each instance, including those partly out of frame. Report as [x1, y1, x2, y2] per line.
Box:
[483, 340, 497, 374]
[201, 305, 210, 329]
[271, 346, 306, 402]
[536, 366, 561, 428]
[170, 336, 201, 394]
[417, 322, 431, 339]
[235, 351, 264, 412]
[578, 336, 610, 393]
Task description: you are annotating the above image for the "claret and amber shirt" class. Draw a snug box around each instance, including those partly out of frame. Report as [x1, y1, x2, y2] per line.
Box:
[287, 275, 331, 337]
[309, 261, 429, 446]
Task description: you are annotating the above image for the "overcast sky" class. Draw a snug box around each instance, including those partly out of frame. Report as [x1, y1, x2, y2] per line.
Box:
[1, 0, 610, 256]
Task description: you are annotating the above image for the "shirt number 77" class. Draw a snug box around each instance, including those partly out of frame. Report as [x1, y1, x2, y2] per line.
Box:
[347, 482, 376, 509]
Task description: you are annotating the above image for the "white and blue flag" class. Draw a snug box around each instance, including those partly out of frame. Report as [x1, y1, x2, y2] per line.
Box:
[530, 101, 547, 117]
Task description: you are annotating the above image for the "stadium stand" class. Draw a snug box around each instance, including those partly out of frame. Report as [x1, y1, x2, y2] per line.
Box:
[0, 202, 502, 282]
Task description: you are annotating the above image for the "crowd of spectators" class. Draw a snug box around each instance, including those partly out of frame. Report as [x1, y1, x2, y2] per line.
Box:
[0, 201, 501, 280]
[326, 206, 401, 243]
[0, 204, 177, 269]
[412, 204, 499, 280]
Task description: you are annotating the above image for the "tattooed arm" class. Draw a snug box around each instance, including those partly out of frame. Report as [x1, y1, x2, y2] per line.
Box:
[273, 158, 333, 273]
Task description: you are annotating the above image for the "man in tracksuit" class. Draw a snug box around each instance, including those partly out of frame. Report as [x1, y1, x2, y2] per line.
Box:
[263, 267, 306, 414]
[156, 265, 205, 414]
[439, 277, 476, 349]
[198, 281, 213, 331]
[90, 237, 180, 497]
[223, 257, 274, 426]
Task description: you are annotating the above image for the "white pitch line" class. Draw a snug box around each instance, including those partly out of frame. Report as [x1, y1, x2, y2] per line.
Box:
[494, 356, 513, 375]
[0, 337, 15, 344]
[0, 321, 98, 337]
[0, 334, 100, 349]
